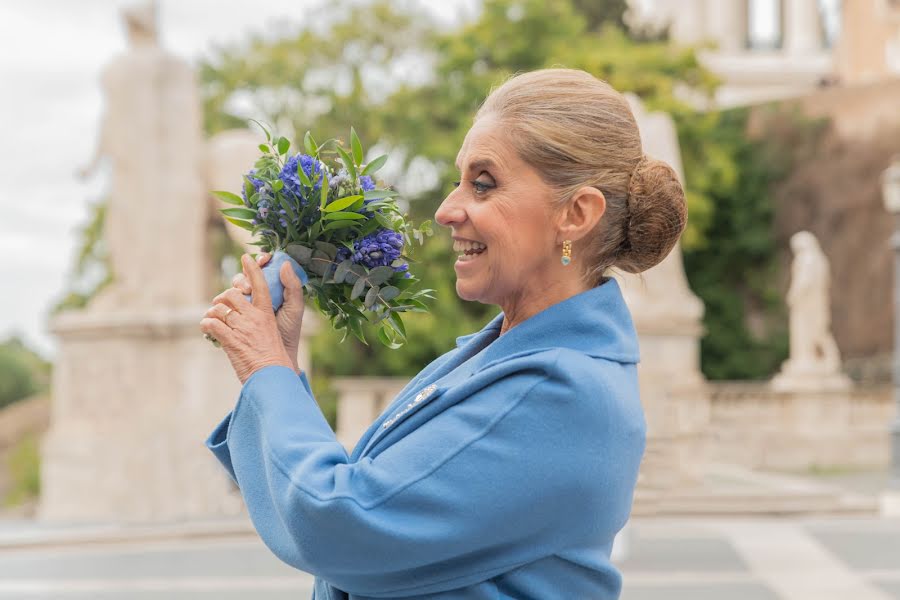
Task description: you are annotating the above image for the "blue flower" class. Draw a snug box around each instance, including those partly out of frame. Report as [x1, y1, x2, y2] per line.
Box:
[359, 175, 375, 192]
[351, 228, 404, 269]
[241, 170, 265, 206]
[279, 154, 325, 201]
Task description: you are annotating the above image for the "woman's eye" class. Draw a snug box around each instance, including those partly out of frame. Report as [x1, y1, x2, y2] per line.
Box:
[472, 179, 495, 194]
[452, 181, 461, 188]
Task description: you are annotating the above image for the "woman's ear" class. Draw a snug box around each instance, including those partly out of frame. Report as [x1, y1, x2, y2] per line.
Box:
[557, 186, 606, 242]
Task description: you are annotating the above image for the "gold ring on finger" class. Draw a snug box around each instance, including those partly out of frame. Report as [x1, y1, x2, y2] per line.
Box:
[223, 307, 234, 325]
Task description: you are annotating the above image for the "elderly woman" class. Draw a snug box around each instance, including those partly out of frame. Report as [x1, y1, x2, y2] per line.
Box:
[202, 68, 687, 599]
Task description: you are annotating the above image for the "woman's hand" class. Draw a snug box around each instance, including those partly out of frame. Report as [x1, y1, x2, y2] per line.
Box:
[230, 252, 306, 372]
[200, 254, 296, 384]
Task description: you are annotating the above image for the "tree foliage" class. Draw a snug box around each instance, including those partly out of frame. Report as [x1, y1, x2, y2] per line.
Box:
[199, 0, 740, 379]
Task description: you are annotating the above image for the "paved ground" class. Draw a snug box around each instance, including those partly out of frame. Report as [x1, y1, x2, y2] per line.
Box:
[0, 516, 897, 599]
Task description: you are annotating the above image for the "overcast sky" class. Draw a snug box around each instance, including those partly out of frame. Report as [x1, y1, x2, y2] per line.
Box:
[0, 0, 483, 359]
[0, 0, 832, 359]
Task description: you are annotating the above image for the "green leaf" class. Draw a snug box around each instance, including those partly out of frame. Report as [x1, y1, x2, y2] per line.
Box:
[361, 154, 388, 176]
[303, 131, 317, 155]
[350, 127, 363, 165]
[221, 207, 257, 219]
[351, 277, 367, 300]
[373, 212, 394, 230]
[211, 190, 244, 206]
[296, 160, 312, 187]
[380, 286, 400, 301]
[285, 243, 313, 264]
[271, 179, 284, 193]
[365, 285, 379, 309]
[333, 259, 353, 284]
[276, 136, 290, 155]
[388, 311, 407, 337]
[248, 118, 271, 141]
[349, 317, 368, 345]
[323, 211, 367, 221]
[308, 251, 333, 276]
[363, 189, 399, 200]
[320, 173, 329, 209]
[367, 266, 394, 286]
[349, 196, 366, 212]
[258, 143, 269, 153]
[323, 220, 360, 232]
[377, 326, 402, 349]
[242, 177, 255, 201]
[314, 241, 339, 259]
[224, 216, 255, 231]
[323, 195, 364, 213]
[335, 145, 357, 181]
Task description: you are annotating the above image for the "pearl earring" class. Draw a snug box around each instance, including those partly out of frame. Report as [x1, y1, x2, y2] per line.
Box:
[561, 240, 572, 266]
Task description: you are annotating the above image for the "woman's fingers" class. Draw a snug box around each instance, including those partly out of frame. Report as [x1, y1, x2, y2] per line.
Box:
[231, 273, 251, 294]
[212, 287, 250, 311]
[242, 254, 272, 311]
[257, 252, 271, 266]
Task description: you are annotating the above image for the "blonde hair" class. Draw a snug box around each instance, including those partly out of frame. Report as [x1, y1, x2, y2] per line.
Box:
[475, 68, 687, 285]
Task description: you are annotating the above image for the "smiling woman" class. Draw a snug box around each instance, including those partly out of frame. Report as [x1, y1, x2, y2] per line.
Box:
[205, 68, 687, 600]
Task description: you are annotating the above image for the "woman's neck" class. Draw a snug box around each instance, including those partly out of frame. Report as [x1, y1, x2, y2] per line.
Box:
[498, 276, 591, 336]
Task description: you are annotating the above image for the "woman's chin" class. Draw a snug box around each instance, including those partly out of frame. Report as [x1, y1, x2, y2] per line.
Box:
[454, 280, 483, 302]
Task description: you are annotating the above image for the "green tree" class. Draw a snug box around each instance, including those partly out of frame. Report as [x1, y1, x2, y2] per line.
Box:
[200, 0, 728, 378]
[0, 336, 50, 410]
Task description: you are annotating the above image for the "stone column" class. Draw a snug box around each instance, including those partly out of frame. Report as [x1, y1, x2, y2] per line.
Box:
[332, 377, 409, 451]
[704, 0, 748, 53]
[783, 0, 823, 54]
[620, 95, 710, 502]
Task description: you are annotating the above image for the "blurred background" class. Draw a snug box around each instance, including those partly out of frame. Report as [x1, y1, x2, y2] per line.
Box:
[1, 0, 899, 598]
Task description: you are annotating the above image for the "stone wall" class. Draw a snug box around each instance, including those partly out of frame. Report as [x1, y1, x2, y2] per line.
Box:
[708, 382, 894, 471]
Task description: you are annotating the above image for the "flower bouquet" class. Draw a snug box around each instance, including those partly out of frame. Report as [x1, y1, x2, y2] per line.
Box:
[209, 122, 434, 349]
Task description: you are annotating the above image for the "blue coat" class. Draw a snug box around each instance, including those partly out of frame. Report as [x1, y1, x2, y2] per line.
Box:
[205, 277, 646, 599]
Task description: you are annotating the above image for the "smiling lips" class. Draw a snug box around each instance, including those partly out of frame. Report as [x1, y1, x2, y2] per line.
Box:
[453, 240, 487, 263]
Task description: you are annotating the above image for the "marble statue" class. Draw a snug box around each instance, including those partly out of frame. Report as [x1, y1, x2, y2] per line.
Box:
[772, 231, 852, 391]
[79, 0, 208, 311]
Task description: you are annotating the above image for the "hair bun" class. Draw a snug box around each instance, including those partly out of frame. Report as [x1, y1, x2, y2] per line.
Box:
[615, 156, 687, 274]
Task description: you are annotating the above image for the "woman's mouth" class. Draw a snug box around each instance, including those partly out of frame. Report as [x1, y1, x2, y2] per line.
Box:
[453, 240, 488, 263]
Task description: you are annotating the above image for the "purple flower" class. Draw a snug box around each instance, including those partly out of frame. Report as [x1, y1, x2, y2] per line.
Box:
[351, 228, 404, 269]
[359, 175, 375, 192]
[241, 170, 265, 206]
[279, 153, 325, 201]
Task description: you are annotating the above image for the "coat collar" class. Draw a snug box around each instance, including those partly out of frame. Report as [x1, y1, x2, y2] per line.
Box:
[455, 277, 640, 364]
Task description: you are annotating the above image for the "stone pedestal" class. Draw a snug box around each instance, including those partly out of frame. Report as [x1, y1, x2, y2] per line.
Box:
[333, 377, 409, 451]
[40, 307, 247, 524]
[621, 95, 710, 493]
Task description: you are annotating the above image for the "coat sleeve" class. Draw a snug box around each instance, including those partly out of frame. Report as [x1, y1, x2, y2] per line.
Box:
[204, 360, 644, 598]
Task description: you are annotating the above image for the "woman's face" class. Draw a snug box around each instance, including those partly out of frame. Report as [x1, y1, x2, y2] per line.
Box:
[434, 116, 561, 309]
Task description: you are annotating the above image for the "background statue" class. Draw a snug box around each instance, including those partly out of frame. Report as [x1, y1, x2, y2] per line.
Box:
[772, 231, 851, 391]
[78, 0, 208, 311]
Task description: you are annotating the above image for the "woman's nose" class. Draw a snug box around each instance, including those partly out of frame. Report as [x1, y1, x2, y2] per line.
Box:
[435, 188, 465, 227]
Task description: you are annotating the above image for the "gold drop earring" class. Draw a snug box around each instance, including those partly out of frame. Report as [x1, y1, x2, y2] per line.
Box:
[561, 240, 572, 266]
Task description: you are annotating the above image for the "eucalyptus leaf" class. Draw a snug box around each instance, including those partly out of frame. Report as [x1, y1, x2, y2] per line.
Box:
[285, 243, 313, 264]
[367, 266, 394, 286]
[380, 285, 400, 301]
[276, 136, 290, 155]
[258, 144, 269, 153]
[211, 190, 244, 206]
[334, 260, 353, 284]
[248, 118, 271, 141]
[271, 179, 284, 192]
[351, 277, 367, 300]
[314, 241, 339, 259]
[365, 285, 379, 309]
